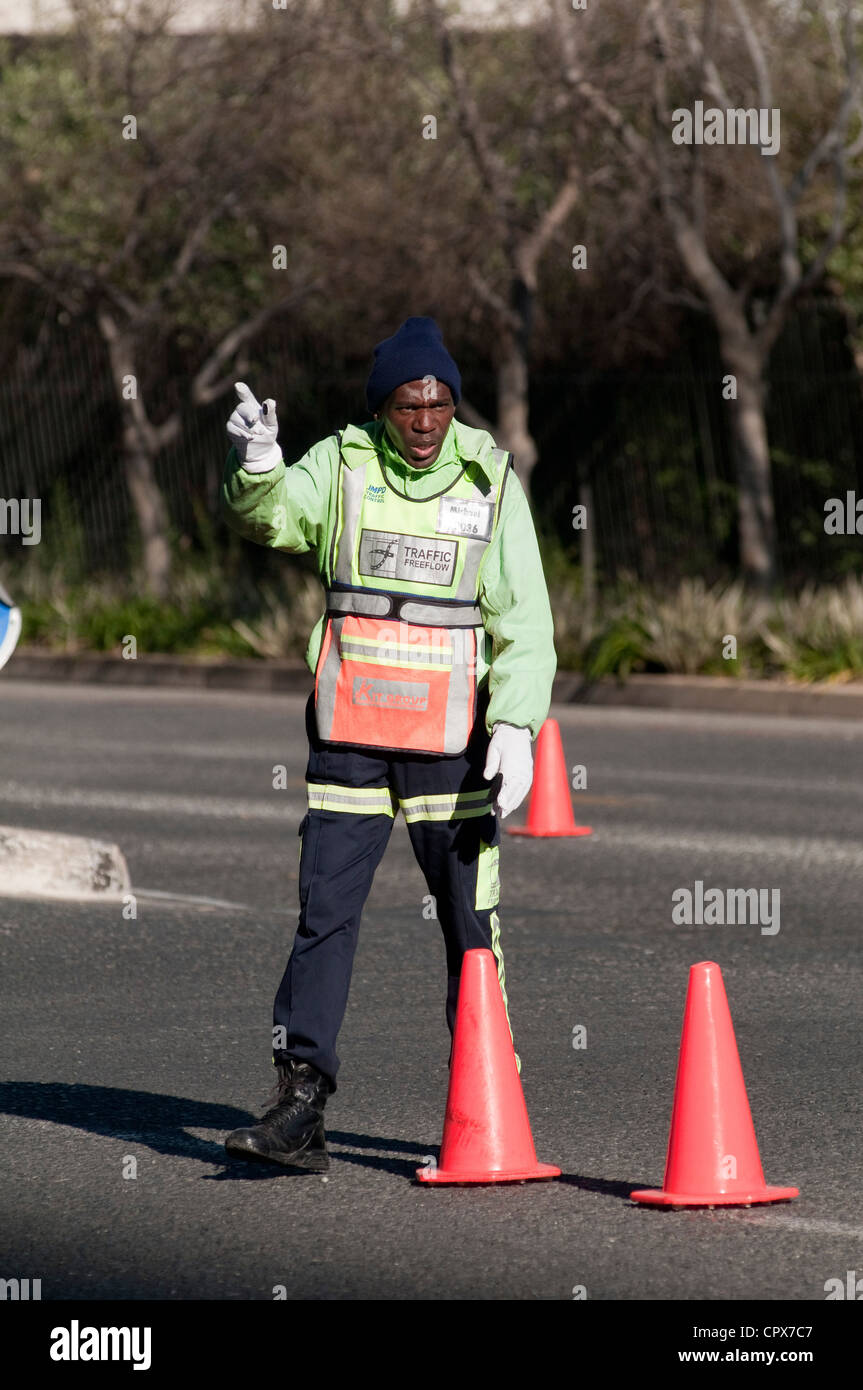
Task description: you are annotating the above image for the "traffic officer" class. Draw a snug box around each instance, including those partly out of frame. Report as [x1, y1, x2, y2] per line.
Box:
[220, 317, 556, 1170]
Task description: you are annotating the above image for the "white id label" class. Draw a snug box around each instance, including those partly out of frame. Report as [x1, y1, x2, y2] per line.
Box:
[437, 496, 493, 539]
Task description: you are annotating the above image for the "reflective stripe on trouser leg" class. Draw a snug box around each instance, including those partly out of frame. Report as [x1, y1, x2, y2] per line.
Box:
[306, 782, 398, 817]
[488, 908, 521, 1074]
[397, 797, 520, 1074]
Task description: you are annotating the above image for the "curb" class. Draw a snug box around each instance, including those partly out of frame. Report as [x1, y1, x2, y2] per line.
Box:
[5, 648, 863, 719]
[4, 649, 315, 692]
[553, 671, 863, 720]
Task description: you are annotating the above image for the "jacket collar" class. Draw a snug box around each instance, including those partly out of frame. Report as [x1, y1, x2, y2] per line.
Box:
[339, 418, 499, 483]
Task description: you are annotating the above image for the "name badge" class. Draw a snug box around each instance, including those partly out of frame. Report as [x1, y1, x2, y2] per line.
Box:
[436, 496, 493, 540]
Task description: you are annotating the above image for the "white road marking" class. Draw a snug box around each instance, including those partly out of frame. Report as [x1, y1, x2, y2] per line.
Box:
[0, 779, 305, 822]
[0, 733, 283, 762]
[595, 767, 863, 798]
[590, 825, 863, 870]
[0, 681, 308, 712]
[554, 704, 863, 739]
[727, 1213, 863, 1240]
[132, 887, 268, 912]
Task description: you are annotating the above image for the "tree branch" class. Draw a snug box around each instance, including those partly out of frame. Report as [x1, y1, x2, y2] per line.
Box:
[455, 396, 496, 434]
[190, 279, 325, 406]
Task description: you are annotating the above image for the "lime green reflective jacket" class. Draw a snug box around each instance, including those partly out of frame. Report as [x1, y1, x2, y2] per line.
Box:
[219, 417, 556, 738]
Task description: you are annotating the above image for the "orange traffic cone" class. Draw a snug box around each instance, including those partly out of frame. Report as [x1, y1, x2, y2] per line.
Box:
[416, 949, 560, 1184]
[507, 718, 592, 837]
[631, 962, 799, 1208]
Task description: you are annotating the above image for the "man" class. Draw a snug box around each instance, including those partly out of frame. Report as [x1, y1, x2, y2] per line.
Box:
[219, 316, 556, 1171]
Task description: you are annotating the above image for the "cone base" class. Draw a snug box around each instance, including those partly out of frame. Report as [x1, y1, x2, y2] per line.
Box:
[507, 826, 593, 837]
[416, 1162, 561, 1185]
[630, 1185, 799, 1208]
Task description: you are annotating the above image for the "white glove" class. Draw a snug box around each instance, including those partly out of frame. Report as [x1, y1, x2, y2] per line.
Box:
[226, 382, 282, 473]
[483, 723, 533, 819]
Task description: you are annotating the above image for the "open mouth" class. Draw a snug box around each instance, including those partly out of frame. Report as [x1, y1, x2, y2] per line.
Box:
[410, 442, 438, 460]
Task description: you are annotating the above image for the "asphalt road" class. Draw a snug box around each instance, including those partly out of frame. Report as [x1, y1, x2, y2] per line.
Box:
[1, 680, 861, 1302]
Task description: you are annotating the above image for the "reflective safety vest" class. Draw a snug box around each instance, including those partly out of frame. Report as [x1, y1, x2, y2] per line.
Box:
[314, 432, 514, 755]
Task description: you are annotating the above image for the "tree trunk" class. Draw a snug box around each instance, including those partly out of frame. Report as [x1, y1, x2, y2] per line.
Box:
[122, 417, 173, 601]
[496, 326, 538, 496]
[722, 351, 776, 590]
[97, 308, 175, 600]
[578, 477, 596, 638]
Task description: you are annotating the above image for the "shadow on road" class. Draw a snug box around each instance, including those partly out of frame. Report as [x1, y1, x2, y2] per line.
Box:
[2, 1084, 638, 1192]
[0, 1082, 433, 1180]
[556, 1173, 641, 1201]
[327, 1129, 432, 1178]
[1, 1080, 252, 1165]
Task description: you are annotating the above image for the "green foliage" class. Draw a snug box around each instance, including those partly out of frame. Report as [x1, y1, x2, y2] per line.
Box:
[760, 579, 863, 681]
[9, 538, 863, 684]
[550, 572, 863, 683]
[582, 615, 652, 681]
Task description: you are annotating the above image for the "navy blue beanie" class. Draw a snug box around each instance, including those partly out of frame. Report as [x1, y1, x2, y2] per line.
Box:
[365, 317, 461, 415]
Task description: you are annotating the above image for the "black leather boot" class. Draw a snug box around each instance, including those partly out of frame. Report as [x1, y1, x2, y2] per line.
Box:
[225, 1060, 333, 1171]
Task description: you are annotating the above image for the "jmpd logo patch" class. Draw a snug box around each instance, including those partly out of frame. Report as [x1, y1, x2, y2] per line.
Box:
[364, 484, 386, 501]
[352, 677, 429, 712]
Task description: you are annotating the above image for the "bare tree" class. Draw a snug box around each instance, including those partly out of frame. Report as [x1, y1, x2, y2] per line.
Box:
[340, 0, 582, 498]
[426, 0, 580, 494]
[0, 1, 326, 596]
[553, 0, 860, 589]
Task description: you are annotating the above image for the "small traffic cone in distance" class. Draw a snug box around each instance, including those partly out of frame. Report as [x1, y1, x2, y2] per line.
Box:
[416, 949, 560, 1184]
[630, 962, 799, 1208]
[507, 718, 592, 838]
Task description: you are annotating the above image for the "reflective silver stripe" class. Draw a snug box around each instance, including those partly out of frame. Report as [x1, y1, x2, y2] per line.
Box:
[314, 616, 343, 740]
[340, 636, 452, 666]
[341, 648, 453, 668]
[397, 600, 482, 626]
[399, 787, 493, 823]
[444, 626, 474, 753]
[399, 788, 491, 808]
[326, 591, 482, 626]
[334, 463, 368, 586]
[455, 450, 509, 596]
[402, 803, 492, 823]
[307, 783, 398, 817]
[327, 591, 393, 618]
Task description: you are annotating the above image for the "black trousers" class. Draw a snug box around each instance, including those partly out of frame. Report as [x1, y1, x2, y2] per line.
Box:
[272, 689, 513, 1089]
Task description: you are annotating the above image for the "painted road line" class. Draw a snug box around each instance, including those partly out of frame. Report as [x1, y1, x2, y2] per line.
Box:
[0, 780, 305, 822]
[132, 888, 272, 912]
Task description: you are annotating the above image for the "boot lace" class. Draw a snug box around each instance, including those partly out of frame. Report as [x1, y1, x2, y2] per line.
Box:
[258, 1070, 301, 1122]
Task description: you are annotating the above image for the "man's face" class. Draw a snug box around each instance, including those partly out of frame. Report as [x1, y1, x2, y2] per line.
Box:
[376, 377, 455, 468]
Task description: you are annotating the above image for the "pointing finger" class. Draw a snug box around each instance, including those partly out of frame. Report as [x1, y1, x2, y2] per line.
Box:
[234, 382, 261, 411]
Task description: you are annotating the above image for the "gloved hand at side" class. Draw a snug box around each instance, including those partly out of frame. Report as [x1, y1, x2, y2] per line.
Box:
[483, 723, 533, 819]
[226, 382, 282, 472]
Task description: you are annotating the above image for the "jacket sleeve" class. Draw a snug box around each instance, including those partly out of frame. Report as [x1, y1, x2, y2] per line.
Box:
[477, 467, 557, 739]
[219, 437, 338, 568]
